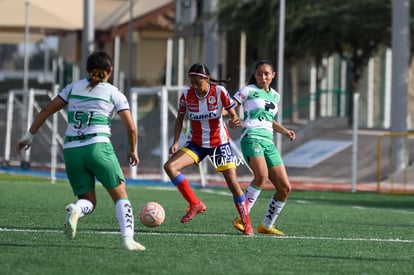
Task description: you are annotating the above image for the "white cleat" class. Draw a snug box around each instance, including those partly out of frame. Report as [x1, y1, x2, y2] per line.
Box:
[64, 204, 79, 239]
[122, 236, 146, 251]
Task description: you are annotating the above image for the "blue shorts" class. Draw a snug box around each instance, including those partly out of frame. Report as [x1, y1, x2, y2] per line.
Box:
[180, 141, 236, 172]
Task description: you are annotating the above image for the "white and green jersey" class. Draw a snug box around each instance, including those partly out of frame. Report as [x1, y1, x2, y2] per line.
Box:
[59, 79, 130, 149]
[233, 84, 280, 142]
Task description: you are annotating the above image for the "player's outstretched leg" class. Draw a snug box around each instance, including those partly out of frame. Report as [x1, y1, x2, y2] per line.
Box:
[116, 199, 146, 251]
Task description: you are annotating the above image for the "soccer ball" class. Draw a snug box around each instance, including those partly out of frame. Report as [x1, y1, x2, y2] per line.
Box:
[139, 202, 165, 227]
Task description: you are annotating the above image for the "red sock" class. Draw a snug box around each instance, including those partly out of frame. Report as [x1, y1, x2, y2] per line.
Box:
[176, 177, 200, 206]
[234, 201, 251, 226]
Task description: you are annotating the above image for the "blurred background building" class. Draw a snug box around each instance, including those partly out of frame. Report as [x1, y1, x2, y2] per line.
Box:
[0, 0, 413, 192]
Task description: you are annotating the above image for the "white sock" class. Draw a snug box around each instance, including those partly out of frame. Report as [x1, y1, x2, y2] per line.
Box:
[245, 184, 262, 213]
[74, 199, 94, 218]
[115, 199, 134, 238]
[262, 197, 286, 228]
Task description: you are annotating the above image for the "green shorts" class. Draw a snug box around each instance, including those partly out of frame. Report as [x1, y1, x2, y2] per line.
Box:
[240, 136, 284, 168]
[63, 142, 125, 196]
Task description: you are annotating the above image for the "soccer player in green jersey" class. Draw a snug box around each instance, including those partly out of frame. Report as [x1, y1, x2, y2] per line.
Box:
[17, 51, 145, 251]
[231, 60, 296, 235]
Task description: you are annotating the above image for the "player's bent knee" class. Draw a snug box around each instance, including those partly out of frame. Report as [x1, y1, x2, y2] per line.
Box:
[163, 160, 174, 172]
[281, 183, 292, 197]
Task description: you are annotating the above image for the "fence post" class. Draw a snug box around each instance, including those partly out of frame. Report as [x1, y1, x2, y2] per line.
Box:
[351, 93, 360, 192]
[161, 86, 169, 182]
[4, 91, 15, 165]
[22, 89, 35, 168]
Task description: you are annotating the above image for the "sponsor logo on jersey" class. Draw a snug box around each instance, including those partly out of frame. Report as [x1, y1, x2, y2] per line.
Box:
[189, 112, 218, 120]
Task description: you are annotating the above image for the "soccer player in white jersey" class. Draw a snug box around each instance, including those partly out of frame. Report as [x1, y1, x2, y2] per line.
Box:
[231, 60, 295, 235]
[16, 51, 145, 251]
[163, 63, 253, 236]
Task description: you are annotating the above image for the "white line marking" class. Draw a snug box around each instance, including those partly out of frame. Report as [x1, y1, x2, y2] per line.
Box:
[1, 227, 413, 243]
[200, 188, 232, 196]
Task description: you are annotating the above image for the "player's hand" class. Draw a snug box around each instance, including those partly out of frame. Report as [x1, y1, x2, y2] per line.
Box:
[229, 116, 242, 129]
[285, 130, 296, 141]
[128, 152, 139, 166]
[16, 131, 34, 153]
[169, 143, 178, 154]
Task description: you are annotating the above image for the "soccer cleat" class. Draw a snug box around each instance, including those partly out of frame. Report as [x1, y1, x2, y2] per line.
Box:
[243, 223, 254, 236]
[64, 204, 79, 239]
[232, 217, 244, 232]
[180, 201, 206, 223]
[257, 224, 285, 236]
[122, 236, 146, 251]
[233, 217, 254, 236]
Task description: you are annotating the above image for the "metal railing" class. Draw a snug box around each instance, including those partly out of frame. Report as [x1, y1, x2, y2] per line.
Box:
[376, 132, 414, 193]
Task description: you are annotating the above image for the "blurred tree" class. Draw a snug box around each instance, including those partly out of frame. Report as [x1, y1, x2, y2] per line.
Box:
[217, 0, 401, 124]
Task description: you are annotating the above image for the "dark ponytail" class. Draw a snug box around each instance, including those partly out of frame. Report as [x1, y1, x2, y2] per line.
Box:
[86, 52, 113, 89]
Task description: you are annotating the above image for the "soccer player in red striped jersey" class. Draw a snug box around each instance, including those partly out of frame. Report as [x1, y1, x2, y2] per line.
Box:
[164, 63, 253, 236]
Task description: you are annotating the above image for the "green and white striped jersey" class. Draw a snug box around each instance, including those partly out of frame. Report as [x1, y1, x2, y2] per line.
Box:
[233, 84, 280, 142]
[59, 79, 130, 149]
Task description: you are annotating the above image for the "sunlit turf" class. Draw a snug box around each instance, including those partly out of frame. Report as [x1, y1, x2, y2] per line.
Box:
[1, 173, 414, 274]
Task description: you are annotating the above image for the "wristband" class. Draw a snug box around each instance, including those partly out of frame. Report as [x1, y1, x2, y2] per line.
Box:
[20, 130, 34, 145]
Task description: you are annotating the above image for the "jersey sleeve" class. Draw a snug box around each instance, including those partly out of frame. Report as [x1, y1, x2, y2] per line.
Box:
[113, 90, 130, 112]
[178, 90, 187, 113]
[233, 86, 249, 105]
[219, 86, 235, 110]
[58, 82, 75, 103]
[271, 88, 281, 105]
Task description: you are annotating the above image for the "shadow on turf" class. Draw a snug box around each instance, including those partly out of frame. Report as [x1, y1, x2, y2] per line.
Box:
[287, 253, 409, 262]
[291, 193, 414, 210]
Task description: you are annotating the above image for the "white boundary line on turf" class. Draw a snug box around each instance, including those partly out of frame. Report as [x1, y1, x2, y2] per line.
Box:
[1, 227, 414, 243]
